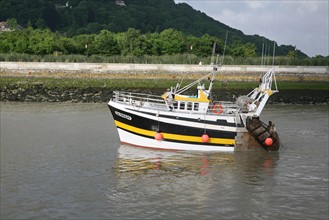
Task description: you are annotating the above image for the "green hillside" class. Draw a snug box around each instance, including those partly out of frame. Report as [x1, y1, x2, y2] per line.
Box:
[0, 0, 308, 57]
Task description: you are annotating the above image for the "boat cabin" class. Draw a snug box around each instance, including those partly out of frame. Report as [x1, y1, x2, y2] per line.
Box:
[162, 86, 210, 113]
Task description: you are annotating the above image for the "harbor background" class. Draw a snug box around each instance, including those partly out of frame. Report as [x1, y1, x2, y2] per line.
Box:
[1, 102, 328, 220]
[1, 1, 328, 219]
[1, 63, 328, 219]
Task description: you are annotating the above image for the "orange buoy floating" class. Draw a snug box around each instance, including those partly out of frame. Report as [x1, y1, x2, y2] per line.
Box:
[154, 132, 163, 141]
[264, 137, 273, 146]
[202, 134, 209, 143]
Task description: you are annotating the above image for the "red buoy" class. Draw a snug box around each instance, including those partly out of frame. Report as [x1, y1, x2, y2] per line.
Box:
[154, 132, 163, 141]
[202, 134, 209, 143]
[264, 137, 273, 146]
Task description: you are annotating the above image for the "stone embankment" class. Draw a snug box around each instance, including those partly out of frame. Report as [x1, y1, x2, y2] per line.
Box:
[1, 84, 112, 103]
[1, 85, 328, 104]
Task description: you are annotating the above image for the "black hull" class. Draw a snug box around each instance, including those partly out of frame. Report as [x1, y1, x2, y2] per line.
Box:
[108, 103, 237, 147]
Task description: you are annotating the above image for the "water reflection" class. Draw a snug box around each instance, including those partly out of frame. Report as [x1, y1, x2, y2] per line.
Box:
[114, 145, 280, 178]
[234, 152, 280, 187]
[114, 145, 235, 175]
[109, 145, 281, 219]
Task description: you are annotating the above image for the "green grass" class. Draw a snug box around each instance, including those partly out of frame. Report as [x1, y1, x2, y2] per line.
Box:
[1, 53, 328, 66]
[1, 77, 328, 90]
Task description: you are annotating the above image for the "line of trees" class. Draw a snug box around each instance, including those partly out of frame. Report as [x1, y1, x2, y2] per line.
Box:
[0, 25, 276, 57]
[0, 26, 327, 65]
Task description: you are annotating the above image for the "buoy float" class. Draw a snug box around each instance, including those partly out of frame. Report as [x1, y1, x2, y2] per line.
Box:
[264, 137, 273, 146]
[213, 104, 224, 114]
[202, 134, 209, 143]
[154, 132, 163, 141]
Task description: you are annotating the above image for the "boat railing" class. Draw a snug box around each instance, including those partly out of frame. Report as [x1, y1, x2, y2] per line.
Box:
[112, 91, 166, 106]
[206, 101, 239, 115]
[112, 91, 242, 115]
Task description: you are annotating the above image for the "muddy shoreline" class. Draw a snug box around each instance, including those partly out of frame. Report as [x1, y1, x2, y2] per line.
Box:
[1, 84, 328, 104]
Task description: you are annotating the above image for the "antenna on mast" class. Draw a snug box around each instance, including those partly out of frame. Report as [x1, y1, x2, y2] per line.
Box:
[220, 30, 228, 66]
[261, 37, 265, 66]
[272, 40, 276, 66]
[267, 44, 271, 65]
[211, 43, 216, 66]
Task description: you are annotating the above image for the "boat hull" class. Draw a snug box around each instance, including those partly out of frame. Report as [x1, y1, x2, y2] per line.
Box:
[117, 128, 235, 152]
[108, 101, 240, 152]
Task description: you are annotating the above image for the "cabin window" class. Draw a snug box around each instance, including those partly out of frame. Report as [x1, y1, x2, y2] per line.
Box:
[173, 101, 178, 109]
[187, 102, 193, 110]
[259, 95, 264, 102]
[180, 102, 185, 110]
[194, 103, 199, 111]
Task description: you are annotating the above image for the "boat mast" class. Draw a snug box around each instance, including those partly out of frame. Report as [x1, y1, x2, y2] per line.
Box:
[207, 43, 218, 97]
[272, 41, 278, 91]
[261, 37, 265, 66]
[207, 31, 228, 97]
[174, 32, 228, 98]
[175, 42, 218, 97]
[220, 31, 228, 67]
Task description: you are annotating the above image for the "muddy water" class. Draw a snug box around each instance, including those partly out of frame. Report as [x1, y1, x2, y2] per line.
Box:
[1, 103, 328, 219]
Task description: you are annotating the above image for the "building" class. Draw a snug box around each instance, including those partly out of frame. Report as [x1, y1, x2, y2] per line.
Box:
[0, 21, 11, 32]
[115, 0, 126, 6]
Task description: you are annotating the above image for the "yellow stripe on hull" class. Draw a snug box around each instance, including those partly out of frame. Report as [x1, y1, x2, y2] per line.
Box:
[114, 120, 235, 145]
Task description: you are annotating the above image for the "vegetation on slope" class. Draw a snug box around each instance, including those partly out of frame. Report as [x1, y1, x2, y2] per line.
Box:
[0, 0, 316, 57]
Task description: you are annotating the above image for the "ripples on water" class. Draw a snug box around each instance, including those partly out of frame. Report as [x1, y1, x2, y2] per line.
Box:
[110, 145, 283, 219]
[1, 103, 328, 219]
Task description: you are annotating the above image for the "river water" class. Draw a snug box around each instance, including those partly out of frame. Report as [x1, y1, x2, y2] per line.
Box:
[1, 102, 328, 220]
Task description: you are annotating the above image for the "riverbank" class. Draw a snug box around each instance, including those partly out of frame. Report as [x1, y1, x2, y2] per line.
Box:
[1, 62, 328, 81]
[1, 77, 328, 104]
[1, 62, 328, 103]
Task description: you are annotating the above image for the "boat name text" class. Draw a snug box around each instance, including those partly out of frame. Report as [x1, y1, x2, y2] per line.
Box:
[115, 111, 132, 120]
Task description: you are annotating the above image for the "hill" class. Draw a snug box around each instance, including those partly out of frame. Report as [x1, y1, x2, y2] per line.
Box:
[0, 0, 307, 57]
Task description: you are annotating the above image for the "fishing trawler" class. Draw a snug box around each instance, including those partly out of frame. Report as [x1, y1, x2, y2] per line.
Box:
[108, 63, 280, 152]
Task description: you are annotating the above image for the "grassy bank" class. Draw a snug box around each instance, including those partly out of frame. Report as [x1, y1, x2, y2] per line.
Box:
[1, 53, 328, 66]
[1, 77, 328, 103]
[1, 77, 329, 90]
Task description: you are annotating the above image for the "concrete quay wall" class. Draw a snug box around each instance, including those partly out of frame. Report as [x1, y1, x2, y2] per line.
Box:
[1, 62, 328, 74]
[1, 62, 328, 82]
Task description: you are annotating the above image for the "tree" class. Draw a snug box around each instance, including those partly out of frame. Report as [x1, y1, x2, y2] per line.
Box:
[159, 29, 186, 55]
[85, 23, 105, 34]
[243, 43, 257, 57]
[72, 1, 89, 27]
[287, 49, 297, 59]
[88, 30, 120, 55]
[14, 29, 31, 53]
[53, 35, 79, 54]
[120, 28, 150, 56]
[6, 18, 19, 30]
[146, 32, 163, 55]
[286, 49, 298, 65]
[0, 33, 12, 53]
[27, 29, 57, 55]
[230, 40, 256, 57]
[42, 1, 61, 30]
[35, 19, 47, 29]
[72, 34, 96, 54]
[187, 34, 219, 57]
[95, 8, 108, 24]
